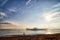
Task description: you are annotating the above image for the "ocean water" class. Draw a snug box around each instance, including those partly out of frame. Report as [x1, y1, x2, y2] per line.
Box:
[0, 29, 60, 37]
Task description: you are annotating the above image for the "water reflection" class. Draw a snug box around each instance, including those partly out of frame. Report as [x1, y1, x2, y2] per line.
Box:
[46, 29, 52, 34]
[0, 29, 60, 36]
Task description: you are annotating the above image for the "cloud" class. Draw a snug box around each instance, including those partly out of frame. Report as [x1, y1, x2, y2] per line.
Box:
[6, 21, 20, 26]
[42, 3, 60, 22]
[0, 21, 23, 29]
[8, 7, 17, 12]
[1, 0, 8, 7]
[0, 12, 7, 19]
[43, 12, 60, 22]
[52, 3, 60, 8]
[4, 21, 28, 29]
[26, 0, 32, 6]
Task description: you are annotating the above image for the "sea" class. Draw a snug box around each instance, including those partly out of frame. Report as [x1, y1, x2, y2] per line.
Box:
[0, 29, 60, 37]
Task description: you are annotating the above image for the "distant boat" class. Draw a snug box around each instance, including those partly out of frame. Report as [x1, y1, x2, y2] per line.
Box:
[26, 28, 47, 31]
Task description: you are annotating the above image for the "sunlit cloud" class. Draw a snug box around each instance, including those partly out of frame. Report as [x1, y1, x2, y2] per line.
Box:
[5, 21, 20, 26]
[8, 7, 17, 12]
[43, 3, 60, 22]
[0, 21, 25, 29]
[52, 3, 60, 8]
[0, 12, 7, 19]
[26, 0, 32, 6]
[4, 21, 28, 29]
[43, 12, 60, 22]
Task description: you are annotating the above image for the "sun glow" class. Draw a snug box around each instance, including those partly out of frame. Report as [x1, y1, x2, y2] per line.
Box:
[46, 29, 53, 34]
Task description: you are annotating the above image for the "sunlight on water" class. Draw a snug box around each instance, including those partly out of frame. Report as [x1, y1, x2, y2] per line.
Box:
[46, 29, 53, 34]
[0, 29, 60, 37]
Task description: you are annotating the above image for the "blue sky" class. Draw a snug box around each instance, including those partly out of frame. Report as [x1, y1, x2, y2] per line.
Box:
[0, 0, 60, 28]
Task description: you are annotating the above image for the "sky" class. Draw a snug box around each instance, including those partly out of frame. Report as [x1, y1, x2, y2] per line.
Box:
[0, 0, 60, 29]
